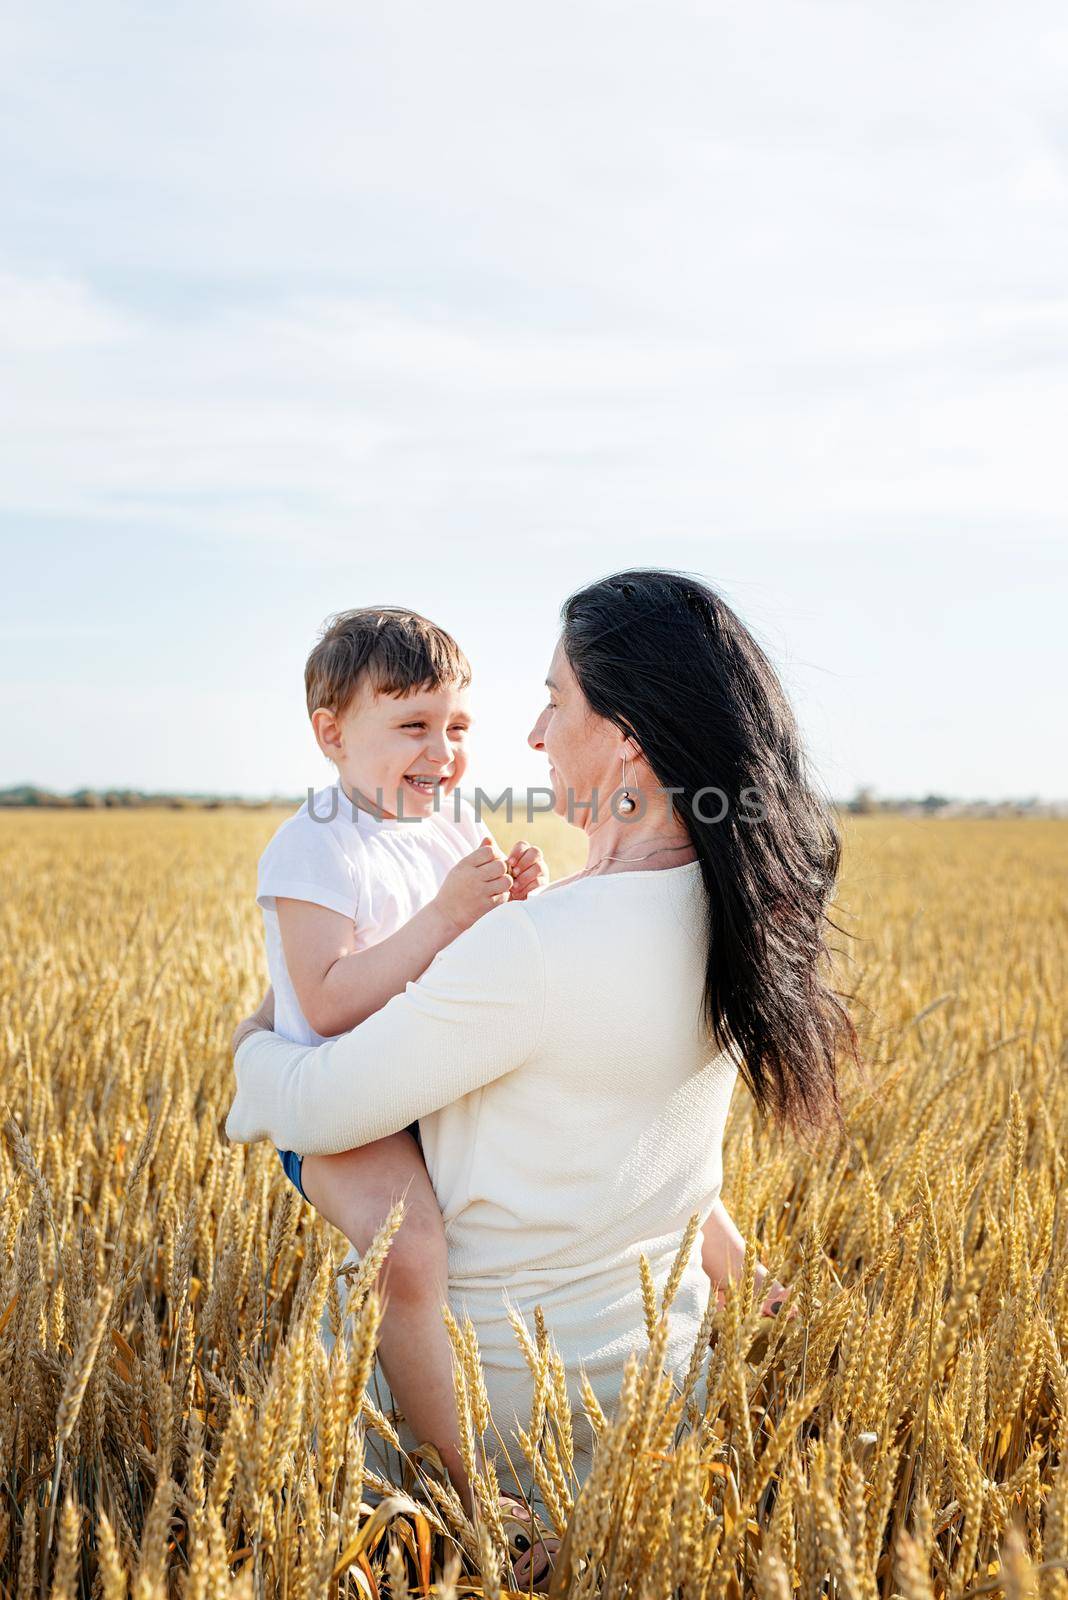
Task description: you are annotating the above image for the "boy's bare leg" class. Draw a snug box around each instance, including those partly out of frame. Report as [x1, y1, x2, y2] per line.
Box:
[299, 1134, 484, 1517]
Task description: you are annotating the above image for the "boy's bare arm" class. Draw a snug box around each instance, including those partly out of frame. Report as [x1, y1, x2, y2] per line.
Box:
[277, 840, 513, 1037]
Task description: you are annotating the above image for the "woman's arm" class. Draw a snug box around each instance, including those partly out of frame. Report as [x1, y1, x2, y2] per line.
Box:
[226, 901, 545, 1154]
[700, 1198, 795, 1317]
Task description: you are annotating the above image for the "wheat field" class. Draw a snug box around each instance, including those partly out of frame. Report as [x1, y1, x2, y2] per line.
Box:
[0, 809, 1065, 1600]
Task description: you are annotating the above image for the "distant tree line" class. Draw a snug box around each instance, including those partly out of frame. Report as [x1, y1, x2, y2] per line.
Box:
[0, 786, 299, 811]
[844, 785, 1065, 818]
[0, 783, 1063, 817]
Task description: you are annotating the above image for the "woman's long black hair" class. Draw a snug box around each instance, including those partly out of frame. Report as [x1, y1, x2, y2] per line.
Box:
[560, 568, 861, 1141]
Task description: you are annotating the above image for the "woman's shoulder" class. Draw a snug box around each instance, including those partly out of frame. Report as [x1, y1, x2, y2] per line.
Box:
[454, 895, 544, 958]
[420, 898, 547, 1019]
[526, 859, 703, 908]
[516, 860, 707, 962]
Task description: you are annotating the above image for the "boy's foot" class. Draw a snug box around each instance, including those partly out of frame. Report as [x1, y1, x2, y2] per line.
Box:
[499, 1494, 561, 1590]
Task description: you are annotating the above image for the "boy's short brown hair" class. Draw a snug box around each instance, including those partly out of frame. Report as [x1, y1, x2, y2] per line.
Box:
[305, 608, 472, 720]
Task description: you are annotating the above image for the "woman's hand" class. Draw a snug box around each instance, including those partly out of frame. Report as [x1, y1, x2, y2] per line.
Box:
[709, 1273, 799, 1320]
[759, 1277, 799, 1320]
[233, 985, 276, 1057]
[505, 841, 549, 900]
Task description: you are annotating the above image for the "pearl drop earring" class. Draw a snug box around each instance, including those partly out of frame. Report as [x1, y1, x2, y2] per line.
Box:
[618, 752, 637, 814]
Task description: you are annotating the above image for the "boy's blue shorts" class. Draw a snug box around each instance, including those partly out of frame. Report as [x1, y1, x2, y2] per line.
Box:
[276, 1122, 423, 1202]
[276, 1147, 306, 1198]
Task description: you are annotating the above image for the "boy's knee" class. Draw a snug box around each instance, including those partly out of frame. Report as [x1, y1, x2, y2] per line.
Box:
[379, 1205, 448, 1299]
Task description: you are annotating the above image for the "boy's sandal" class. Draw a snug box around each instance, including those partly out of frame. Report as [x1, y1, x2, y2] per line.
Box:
[403, 1446, 559, 1590]
[499, 1495, 560, 1590]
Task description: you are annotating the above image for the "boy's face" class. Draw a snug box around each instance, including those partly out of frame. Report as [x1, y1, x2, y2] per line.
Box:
[313, 678, 473, 819]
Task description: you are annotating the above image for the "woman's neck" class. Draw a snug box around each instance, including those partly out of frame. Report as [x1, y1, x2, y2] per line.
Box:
[581, 799, 695, 875]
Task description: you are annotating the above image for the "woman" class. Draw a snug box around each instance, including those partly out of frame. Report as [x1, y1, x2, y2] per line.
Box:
[227, 568, 858, 1584]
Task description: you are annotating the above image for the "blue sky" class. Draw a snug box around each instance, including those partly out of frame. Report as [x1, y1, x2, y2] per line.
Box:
[2, 1, 1066, 800]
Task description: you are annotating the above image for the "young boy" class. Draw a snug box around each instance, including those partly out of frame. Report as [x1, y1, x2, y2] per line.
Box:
[257, 606, 548, 1537]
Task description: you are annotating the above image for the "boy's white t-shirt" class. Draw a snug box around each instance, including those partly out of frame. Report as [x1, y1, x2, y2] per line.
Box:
[258, 783, 496, 1047]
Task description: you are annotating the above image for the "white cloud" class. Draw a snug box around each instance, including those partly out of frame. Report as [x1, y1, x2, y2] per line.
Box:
[1, 0, 1066, 543]
[1, 283, 1066, 547]
[0, 272, 127, 351]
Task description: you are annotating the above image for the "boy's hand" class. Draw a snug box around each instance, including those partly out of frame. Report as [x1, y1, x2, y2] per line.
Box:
[504, 841, 549, 901]
[434, 837, 513, 934]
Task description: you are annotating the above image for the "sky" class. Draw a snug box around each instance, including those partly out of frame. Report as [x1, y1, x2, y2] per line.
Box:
[1, 1, 1066, 801]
